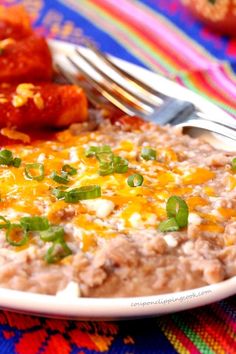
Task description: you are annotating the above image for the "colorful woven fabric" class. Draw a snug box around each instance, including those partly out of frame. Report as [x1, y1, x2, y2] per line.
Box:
[0, 0, 236, 353]
[0, 296, 235, 353]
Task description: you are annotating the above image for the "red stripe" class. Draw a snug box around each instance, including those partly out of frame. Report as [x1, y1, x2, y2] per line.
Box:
[43, 333, 71, 354]
[211, 302, 236, 334]
[15, 330, 47, 354]
[181, 70, 236, 108]
[203, 70, 236, 105]
[4, 311, 40, 330]
[192, 309, 234, 353]
[69, 329, 98, 350]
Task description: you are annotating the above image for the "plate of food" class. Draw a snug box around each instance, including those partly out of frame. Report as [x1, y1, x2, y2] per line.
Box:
[0, 5, 235, 320]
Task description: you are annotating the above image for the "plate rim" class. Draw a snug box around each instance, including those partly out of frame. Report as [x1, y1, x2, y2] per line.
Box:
[0, 277, 235, 320]
[0, 39, 235, 320]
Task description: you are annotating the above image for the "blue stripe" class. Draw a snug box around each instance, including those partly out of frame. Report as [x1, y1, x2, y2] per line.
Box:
[41, 0, 147, 68]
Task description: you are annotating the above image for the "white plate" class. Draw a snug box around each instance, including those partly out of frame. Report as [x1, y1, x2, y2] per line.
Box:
[0, 40, 235, 320]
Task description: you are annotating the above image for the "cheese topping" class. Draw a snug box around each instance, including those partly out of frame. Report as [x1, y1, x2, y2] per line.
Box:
[12, 83, 44, 109]
[0, 124, 233, 254]
[0, 38, 15, 50]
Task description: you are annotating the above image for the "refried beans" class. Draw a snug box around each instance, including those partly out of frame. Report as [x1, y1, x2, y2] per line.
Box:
[0, 116, 235, 298]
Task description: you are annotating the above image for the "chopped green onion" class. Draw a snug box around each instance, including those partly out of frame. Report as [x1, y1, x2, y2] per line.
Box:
[51, 186, 67, 200]
[64, 185, 101, 203]
[158, 217, 180, 232]
[166, 196, 189, 228]
[96, 152, 113, 164]
[6, 224, 29, 247]
[50, 171, 69, 184]
[25, 163, 45, 181]
[232, 158, 236, 171]
[0, 149, 21, 167]
[98, 155, 128, 175]
[62, 164, 77, 176]
[45, 238, 72, 264]
[40, 225, 64, 242]
[127, 174, 144, 187]
[85, 146, 98, 157]
[113, 156, 129, 173]
[85, 146, 96, 157]
[97, 152, 114, 175]
[13, 157, 21, 168]
[86, 145, 129, 175]
[85, 145, 111, 157]
[2, 214, 71, 262]
[53, 185, 102, 202]
[98, 162, 114, 176]
[158, 196, 189, 232]
[20, 216, 49, 231]
[0, 149, 13, 165]
[40, 225, 72, 263]
[141, 147, 156, 161]
[115, 164, 128, 173]
[0, 216, 10, 229]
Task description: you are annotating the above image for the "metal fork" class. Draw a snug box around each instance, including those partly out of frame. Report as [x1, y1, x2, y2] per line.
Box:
[55, 41, 236, 141]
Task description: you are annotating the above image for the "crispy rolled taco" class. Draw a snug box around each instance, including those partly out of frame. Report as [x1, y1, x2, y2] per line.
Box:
[0, 5, 33, 40]
[0, 82, 88, 129]
[0, 35, 53, 82]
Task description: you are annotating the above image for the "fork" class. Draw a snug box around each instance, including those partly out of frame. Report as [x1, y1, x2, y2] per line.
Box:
[55, 41, 236, 141]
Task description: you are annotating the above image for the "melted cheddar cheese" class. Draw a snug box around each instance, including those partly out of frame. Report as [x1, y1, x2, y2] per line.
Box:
[0, 121, 234, 254]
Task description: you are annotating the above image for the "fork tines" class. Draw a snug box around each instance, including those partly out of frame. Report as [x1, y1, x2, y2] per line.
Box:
[65, 44, 196, 125]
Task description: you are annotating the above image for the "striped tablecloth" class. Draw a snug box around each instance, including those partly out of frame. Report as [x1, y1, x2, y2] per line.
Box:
[0, 1, 236, 353]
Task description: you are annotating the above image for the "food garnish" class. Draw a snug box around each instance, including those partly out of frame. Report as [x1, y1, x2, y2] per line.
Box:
[127, 173, 144, 187]
[159, 196, 189, 232]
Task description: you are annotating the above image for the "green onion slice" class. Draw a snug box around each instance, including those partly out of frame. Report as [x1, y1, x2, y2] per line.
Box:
[0, 149, 21, 167]
[158, 196, 189, 232]
[51, 186, 67, 200]
[98, 162, 114, 176]
[113, 156, 129, 173]
[127, 174, 144, 187]
[85, 145, 111, 157]
[20, 216, 49, 231]
[6, 224, 29, 247]
[166, 196, 189, 228]
[86, 145, 129, 175]
[62, 164, 77, 176]
[158, 217, 180, 232]
[45, 239, 72, 264]
[96, 152, 113, 164]
[13, 157, 21, 168]
[64, 185, 101, 203]
[0, 216, 10, 229]
[231, 158, 236, 171]
[0, 149, 13, 165]
[141, 147, 156, 161]
[51, 171, 69, 184]
[40, 225, 64, 242]
[53, 185, 101, 202]
[98, 156, 129, 175]
[25, 163, 45, 181]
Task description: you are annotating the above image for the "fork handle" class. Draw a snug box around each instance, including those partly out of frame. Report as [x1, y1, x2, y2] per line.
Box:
[177, 116, 236, 141]
[150, 98, 195, 125]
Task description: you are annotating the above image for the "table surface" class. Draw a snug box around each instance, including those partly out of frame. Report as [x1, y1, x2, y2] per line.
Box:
[0, 1, 236, 353]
